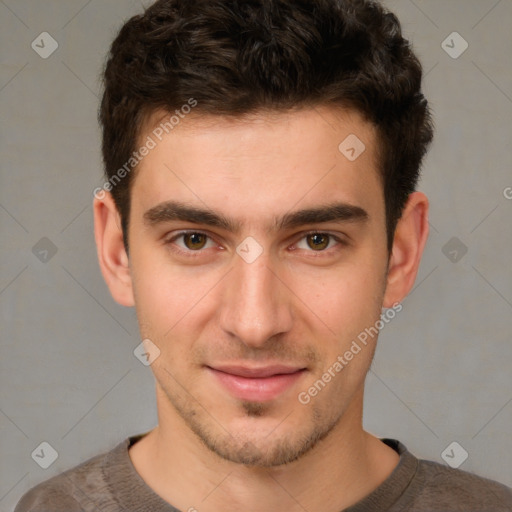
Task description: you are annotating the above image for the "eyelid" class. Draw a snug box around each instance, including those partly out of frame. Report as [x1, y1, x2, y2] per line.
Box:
[165, 229, 213, 240]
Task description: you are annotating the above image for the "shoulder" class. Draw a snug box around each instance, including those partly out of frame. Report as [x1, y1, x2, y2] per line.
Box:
[14, 439, 129, 512]
[410, 457, 512, 510]
[14, 477, 85, 512]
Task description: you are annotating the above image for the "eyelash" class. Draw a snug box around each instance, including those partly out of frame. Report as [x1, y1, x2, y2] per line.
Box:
[164, 230, 347, 258]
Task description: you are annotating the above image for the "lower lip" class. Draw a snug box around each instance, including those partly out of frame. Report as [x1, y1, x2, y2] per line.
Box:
[208, 368, 305, 402]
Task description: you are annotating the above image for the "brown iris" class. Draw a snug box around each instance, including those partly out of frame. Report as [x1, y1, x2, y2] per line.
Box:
[183, 233, 208, 250]
[306, 233, 329, 250]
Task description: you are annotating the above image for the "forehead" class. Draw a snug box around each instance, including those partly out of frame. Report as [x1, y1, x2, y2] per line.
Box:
[131, 106, 383, 228]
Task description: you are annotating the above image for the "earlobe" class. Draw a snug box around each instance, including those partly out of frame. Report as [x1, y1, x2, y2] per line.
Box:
[93, 192, 135, 307]
[382, 191, 429, 308]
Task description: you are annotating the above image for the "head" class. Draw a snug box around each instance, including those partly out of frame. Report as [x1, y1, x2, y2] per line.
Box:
[94, 0, 432, 467]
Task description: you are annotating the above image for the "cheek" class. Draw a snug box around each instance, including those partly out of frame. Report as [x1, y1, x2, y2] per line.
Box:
[130, 244, 224, 347]
[130, 245, 189, 335]
[296, 283, 380, 413]
[294, 259, 385, 344]
[297, 264, 384, 397]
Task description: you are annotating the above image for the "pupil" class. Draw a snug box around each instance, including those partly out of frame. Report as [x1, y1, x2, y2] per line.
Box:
[309, 234, 328, 250]
[187, 233, 205, 249]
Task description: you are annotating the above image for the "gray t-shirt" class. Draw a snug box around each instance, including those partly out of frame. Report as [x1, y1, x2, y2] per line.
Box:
[15, 435, 512, 511]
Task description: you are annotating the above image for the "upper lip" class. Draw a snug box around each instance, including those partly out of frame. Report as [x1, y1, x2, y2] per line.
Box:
[208, 365, 305, 378]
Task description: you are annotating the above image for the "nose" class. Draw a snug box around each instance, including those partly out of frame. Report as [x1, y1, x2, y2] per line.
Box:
[218, 249, 293, 349]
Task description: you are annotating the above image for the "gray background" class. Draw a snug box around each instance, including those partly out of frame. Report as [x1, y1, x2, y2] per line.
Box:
[1, 0, 511, 510]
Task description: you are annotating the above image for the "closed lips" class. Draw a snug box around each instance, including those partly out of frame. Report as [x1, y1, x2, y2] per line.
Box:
[208, 365, 306, 378]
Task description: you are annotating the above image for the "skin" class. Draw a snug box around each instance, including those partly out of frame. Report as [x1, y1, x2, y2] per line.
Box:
[94, 106, 429, 512]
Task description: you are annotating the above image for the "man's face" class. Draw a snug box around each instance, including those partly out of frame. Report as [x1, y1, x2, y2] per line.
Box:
[128, 107, 390, 466]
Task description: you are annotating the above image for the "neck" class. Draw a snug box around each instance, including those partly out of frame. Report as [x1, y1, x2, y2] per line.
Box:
[129, 386, 399, 512]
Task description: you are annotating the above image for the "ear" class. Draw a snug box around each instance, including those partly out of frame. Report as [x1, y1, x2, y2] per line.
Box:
[382, 191, 429, 308]
[93, 192, 134, 307]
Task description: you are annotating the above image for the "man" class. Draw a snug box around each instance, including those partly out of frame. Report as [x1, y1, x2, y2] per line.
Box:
[15, 0, 512, 510]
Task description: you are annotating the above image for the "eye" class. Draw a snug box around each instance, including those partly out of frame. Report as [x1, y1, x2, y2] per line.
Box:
[293, 232, 344, 253]
[166, 231, 217, 253]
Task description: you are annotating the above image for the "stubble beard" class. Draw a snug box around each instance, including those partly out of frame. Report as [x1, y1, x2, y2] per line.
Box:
[159, 382, 346, 468]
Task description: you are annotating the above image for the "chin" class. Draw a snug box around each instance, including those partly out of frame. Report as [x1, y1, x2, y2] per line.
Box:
[188, 401, 342, 468]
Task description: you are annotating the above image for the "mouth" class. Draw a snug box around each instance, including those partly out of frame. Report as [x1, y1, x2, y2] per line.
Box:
[206, 364, 307, 402]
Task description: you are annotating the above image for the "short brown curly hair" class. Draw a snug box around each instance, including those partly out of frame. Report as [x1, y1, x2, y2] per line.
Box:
[99, 0, 433, 253]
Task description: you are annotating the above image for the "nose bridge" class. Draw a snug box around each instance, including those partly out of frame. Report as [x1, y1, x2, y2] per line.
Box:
[219, 250, 292, 347]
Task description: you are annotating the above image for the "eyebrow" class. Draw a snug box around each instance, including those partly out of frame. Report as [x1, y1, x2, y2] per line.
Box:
[143, 200, 369, 233]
